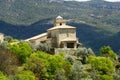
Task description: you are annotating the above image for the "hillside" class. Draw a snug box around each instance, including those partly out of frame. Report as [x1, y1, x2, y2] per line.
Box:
[0, 0, 120, 28]
[0, 0, 120, 52]
[0, 36, 119, 80]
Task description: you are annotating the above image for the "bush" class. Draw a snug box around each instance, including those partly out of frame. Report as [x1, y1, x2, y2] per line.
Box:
[100, 46, 117, 60]
[88, 56, 115, 75]
[9, 41, 33, 63]
[4, 36, 13, 42]
[15, 71, 36, 80]
[69, 61, 90, 80]
[65, 55, 74, 64]
[0, 71, 8, 80]
[0, 49, 19, 75]
[54, 69, 67, 80]
[74, 48, 95, 64]
[37, 43, 51, 53]
[30, 52, 71, 80]
[24, 56, 48, 79]
[100, 75, 114, 80]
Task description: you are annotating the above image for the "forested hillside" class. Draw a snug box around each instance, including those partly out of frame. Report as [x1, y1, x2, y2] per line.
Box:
[0, 0, 120, 27]
[0, 38, 120, 80]
[0, 0, 120, 52]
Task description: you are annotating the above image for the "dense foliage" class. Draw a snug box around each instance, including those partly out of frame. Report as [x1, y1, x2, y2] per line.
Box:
[0, 0, 120, 52]
[0, 38, 120, 80]
[9, 41, 33, 63]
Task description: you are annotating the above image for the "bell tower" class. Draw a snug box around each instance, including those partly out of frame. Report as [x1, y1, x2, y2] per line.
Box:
[54, 16, 66, 27]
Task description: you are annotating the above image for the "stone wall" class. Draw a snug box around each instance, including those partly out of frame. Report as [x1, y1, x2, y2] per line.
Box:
[55, 48, 78, 56]
[49, 29, 59, 47]
[0, 33, 4, 43]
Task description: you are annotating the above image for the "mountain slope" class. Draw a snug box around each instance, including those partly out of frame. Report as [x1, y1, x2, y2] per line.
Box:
[0, 0, 120, 28]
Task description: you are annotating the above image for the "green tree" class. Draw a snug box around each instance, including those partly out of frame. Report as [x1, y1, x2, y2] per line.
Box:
[88, 56, 115, 75]
[89, 69, 100, 80]
[9, 41, 33, 63]
[30, 51, 71, 80]
[37, 43, 51, 53]
[100, 75, 114, 80]
[15, 71, 36, 80]
[4, 36, 13, 42]
[0, 71, 8, 80]
[113, 73, 120, 80]
[54, 69, 67, 80]
[74, 48, 95, 64]
[100, 46, 117, 60]
[24, 55, 48, 80]
[69, 61, 90, 80]
[0, 49, 19, 75]
[0, 42, 9, 50]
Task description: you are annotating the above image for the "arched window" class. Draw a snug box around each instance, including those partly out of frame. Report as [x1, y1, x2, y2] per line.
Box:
[60, 23, 62, 26]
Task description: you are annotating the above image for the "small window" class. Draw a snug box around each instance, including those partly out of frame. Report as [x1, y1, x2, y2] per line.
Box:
[67, 33, 69, 37]
[60, 23, 62, 26]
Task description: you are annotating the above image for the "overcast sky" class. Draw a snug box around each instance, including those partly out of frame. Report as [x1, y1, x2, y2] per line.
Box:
[104, 0, 120, 2]
[66, 0, 120, 2]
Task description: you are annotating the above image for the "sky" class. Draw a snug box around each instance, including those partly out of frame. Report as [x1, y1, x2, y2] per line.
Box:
[104, 0, 120, 2]
[65, 0, 90, 1]
[65, 0, 120, 2]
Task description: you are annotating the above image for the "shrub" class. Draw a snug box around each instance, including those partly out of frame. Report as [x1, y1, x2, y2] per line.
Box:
[37, 43, 51, 53]
[15, 71, 36, 80]
[88, 56, 115, 75]
[0, 71, 8, 80]
[9, 41, 33, 63]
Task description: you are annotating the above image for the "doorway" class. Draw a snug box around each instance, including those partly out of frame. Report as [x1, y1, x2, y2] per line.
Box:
[67, 43, 74, 48]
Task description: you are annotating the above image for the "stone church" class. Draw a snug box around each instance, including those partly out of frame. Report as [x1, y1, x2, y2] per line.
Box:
[26, 16, 81, 49]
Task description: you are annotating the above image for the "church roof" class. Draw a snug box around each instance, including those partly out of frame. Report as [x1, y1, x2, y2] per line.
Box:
[25, 33, 47, 41]
[47, 25, 76, 31]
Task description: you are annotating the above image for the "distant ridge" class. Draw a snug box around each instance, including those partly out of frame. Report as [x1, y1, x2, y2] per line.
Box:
[65, 0, 120, 2]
